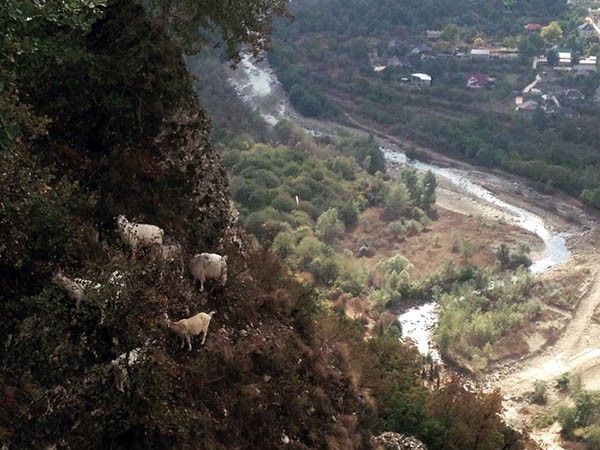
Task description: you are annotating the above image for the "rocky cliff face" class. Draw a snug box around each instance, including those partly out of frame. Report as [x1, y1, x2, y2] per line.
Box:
[372, 432, 428, 450]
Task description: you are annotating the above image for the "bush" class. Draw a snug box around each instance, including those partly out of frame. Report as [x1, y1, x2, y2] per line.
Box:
[530, 380, 547, 405]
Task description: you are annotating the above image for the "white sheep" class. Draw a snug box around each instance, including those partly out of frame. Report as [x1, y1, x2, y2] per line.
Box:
[52, 271, 88, 311]
[165, 311, 216, 351]
[110, 347, 144, 392]
[116, 214, 164, 257]
[188, 253, 227, 292]
[73, 277, 102, 292]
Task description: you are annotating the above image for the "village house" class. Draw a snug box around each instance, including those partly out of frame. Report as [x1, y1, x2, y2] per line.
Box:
[408, 46, 432, 58]
[574, 55, 598, 73]
[516, 99, 539, 112]
[426, 30, 442, 40]
[557, 48, 573, 66]
[559, 88, 585, 102]
[466, 73, 494, 89]
[578, 22, 596, 38]
[524, 23, 542, 31]
[470, 48, 491, 58]
[411, 73, 432, 86]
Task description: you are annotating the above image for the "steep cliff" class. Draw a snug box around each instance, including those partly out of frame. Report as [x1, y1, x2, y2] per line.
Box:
[0, 2, 377, 448]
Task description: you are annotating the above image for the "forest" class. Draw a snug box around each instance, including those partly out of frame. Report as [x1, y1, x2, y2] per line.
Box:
[269, 0, 600, 208]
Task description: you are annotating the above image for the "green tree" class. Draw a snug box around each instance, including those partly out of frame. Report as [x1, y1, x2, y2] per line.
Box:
[316, 208, 345, 243]
[400, 168, 421, 204]
[420, 171, 437, 210]
[541, 21, 563, 45]
[145, 0, 289, 64]
[385, 180, 411, 219]
[547, 49, 559, 66]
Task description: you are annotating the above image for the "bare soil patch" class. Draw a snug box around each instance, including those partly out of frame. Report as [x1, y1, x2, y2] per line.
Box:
[343, 205, 541, 280]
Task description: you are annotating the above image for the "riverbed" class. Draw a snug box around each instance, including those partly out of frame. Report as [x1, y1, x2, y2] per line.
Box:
[227, 54, 571, 361]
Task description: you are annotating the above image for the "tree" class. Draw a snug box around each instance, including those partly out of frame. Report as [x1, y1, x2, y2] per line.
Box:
[316, 208, 345, 243]
[547, 49, 559, 66]
[400, 168, 421, 204]
[530, 380, 547, 404]
[420, 171, 437, 210]
[385, 180, 411, 219]
[541, 21, 563, 45]
[145, 0, 290, 64]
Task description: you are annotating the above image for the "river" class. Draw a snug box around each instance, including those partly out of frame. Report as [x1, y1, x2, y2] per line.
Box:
[226, 53, 571, 362]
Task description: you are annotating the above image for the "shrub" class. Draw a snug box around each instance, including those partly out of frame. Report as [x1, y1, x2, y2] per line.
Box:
[530, 380, 547, 405]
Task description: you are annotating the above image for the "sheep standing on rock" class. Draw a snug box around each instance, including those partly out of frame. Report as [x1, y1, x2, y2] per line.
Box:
[116, 215, 164, 257]
[52, 271, 88, 311]
[188, 253, 227, 292]
[165, 311, 215, 351]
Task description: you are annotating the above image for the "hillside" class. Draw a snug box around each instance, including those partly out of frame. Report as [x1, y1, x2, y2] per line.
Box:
[0, 1, 545, 449]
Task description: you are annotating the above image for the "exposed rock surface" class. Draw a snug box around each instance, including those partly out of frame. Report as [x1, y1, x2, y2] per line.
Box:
[372, 432, 428, 450]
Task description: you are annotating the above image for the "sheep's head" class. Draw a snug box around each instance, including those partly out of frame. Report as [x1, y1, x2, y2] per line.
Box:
[51, 271, 66, 285]
[163, 313, 172, 328]
[208, 311, 216, 318]
[116, 215, 127, 227]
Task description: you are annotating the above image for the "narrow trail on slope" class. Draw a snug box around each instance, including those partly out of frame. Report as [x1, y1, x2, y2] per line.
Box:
[491, 268, 600, 399]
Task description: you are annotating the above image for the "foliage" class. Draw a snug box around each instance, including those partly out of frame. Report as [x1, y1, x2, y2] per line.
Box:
[541, 21, 563, 45]
[316, 208, 345, 243]
[144, 0, 289, 64]
[268, 0, 600, 209]
[496, 243, 532, 270]
[558, 387, 600, 448]
[530, 380, 547, 405]
[433, 267, 543, 365]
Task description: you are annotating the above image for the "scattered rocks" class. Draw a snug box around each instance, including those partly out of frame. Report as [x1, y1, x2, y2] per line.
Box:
[371, 432, 427, 450]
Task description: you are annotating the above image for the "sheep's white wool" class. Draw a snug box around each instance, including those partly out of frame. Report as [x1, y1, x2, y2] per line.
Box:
[166, 311, 215, 351]
[116, 215, 164, 256]
[188, 253, 227, 292]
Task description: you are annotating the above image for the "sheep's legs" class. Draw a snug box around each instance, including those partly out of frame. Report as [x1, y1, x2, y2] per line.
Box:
[186, 336, 192, 351]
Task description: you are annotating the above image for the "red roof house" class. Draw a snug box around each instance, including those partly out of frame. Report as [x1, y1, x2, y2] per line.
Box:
[524, 23, 542, 31]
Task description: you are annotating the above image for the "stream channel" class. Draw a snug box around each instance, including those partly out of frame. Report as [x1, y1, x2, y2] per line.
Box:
[225, 54, 571, 362]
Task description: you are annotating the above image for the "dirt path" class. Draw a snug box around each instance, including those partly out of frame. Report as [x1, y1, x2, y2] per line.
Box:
[490, 266, 600, 396]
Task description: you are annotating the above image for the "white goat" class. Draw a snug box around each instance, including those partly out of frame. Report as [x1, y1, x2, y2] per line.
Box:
[110, 347, 144, 392]
[188, 253, 227, 292]
[116, 215, 164, 257]
[52, 271, 88, 311]
[165, 311, 216, 351]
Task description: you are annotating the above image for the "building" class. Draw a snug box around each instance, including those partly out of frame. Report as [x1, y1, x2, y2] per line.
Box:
[560, 88, 585, 101]
[466, 73, 493, 89]
[524, 23, 542, 31]
[410, 73, 432, 86]
[594, 86, 600, 103]
[557, 49, 572, 66]
[578, 22, 596, 38]
[574, 55, 598, 73]
[470, 48, 491, 58]
[516, 100, 539, 112]
[426, 30, 442, 40]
